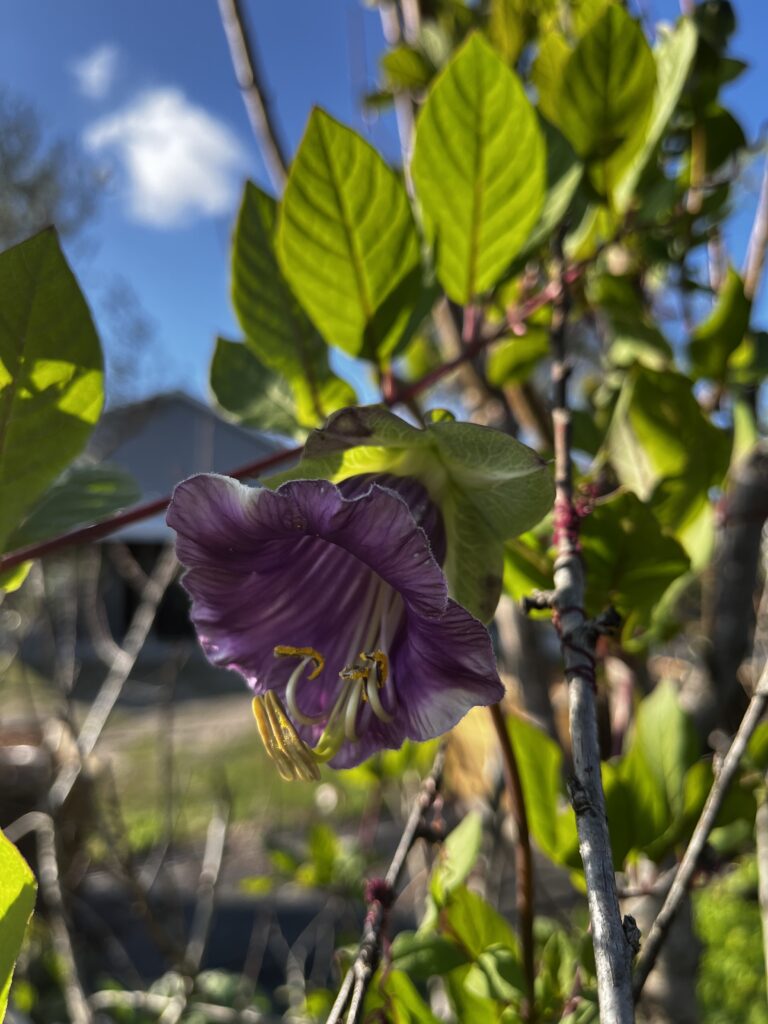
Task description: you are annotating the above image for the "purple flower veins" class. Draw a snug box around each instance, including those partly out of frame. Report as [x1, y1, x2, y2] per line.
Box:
[166, 472, 504, 780]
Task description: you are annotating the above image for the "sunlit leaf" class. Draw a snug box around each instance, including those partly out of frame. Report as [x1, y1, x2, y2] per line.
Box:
[412, 33, 546, 303]
[232, 182, 354, 423]
[277, 109, 422, 359]
[0, 229, 103, 552]
[688, 267, 751, 381]
[0, 833, 36, 1020]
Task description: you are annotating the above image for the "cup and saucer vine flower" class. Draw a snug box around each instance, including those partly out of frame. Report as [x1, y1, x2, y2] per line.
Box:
[167, 472, 505, 780]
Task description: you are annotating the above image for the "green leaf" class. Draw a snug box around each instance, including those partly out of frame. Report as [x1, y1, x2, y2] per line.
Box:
[0, 832, 36, 1020]
[464, 944, 525, 1003]
[557, 6, 656, 188]
[211, 337, 303, 437]
[580, 491, 690, 640]
[487, 0, 527, 64]
[604, 368, 731, 502]
[520, 120, 584, 257]
[441, 885, 520, 959]
[412, 32, 545, 303]
[267, 406, 553, 621]
[613, 18, 698, 211]
[365, 968, 442, 1024]
[0, 229, 104, 551]
[532, 33, 572, 129]
[507, 713, 578, 865]
[689, 267, 751, 381]
[390, 932, 469, 979]
[277, 109, 422, 359]
[487, 328, 550, 386]
[381, 45, 435, 91]
[727, 331, 768, 387]
[232, 182, 354, 423]
[430, 812, 483, 905]
[503, 527, 554, 601]
[7, 465, 139, 550]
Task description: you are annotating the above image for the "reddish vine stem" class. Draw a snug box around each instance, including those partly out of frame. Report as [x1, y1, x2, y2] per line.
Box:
[489, 703, 536, 1020]
[0, 261, 593, 576]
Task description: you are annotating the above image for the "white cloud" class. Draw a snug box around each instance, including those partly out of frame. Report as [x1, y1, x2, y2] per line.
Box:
[83, 88, 248, 229]
[71, 44, 119, 100]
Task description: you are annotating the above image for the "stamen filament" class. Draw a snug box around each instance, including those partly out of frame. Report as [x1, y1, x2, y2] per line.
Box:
[285, 657, 325, 726]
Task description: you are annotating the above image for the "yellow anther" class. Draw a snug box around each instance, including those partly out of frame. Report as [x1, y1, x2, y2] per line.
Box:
[274, 645, 325, 680]
[252, 694, 320, 783]
[340, 666, 369, 682]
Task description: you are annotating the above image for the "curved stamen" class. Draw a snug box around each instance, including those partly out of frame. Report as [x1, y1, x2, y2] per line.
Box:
[344, 679, 364, 741]
[360, 651, 395, 724]
[285, 657, 326, 726]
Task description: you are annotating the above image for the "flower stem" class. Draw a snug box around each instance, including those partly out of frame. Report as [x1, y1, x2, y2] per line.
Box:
[489, 702, 536, 1021]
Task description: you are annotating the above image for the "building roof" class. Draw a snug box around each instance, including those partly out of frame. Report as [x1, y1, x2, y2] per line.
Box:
[86, 392, 285, 542]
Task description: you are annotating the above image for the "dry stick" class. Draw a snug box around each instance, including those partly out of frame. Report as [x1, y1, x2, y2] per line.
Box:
[217, 0, 289, 192]
[744, 156, 768, 301]
[23, 812, 93, 1024]
[49, 545, 179, 811]
[185, 800, 231, 974]
[548, 242, 636, 1023]
[633, 667, 768, 999]
[489, 703, 535, 1018]
[325, 748, 445, 1024]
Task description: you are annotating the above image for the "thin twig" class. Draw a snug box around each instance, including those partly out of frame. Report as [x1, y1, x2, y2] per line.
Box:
[185, 799, 231, 974]
[489, 704, 535, 1018]
[217, 0, 289, 191]
[326, 747, 445, 1024]
[633, 666, 768, 999]
[548, 237, 636, 1022]
[49, 545, 179, 811]
[23, 812, 93, 1024]
[744, 156, 768, 301]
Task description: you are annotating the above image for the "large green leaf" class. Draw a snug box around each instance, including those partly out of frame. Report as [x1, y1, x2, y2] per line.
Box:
[613, 18, 698, 211]
[0, 832, 36, 1020]
[7, 465, 139, 550]
[532, 33, 572, 129]
[232, 182, 353, 423]
[277, 110, 422, 360]
[267, 406, 553, 622]
[0, 229, 104, 551]
[688, 267, 751, 381]
[557, 6, 656, 189]
[605, 367, 730, 501]
[581, 491, 689, 642]
[211, 337, 303, 437]
[411, 33, 545, 303]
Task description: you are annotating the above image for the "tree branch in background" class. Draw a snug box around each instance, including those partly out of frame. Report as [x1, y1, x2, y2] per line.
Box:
[546, 240, 637, 1021]
[326, 747, 445, 1024]
[744, 156, 768, 301]
[489, 703, 535, 1018]
[633, 662, 768, 999]
[217, 0, 289, 192]
[49, 545, 179, 811]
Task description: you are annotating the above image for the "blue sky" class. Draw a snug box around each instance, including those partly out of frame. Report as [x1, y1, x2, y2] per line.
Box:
[2, 1, 767, 406]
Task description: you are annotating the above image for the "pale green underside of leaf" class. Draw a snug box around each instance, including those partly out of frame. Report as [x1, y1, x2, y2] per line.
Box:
[267, 406, 553, 621]
[277, 109, 421, 359]
[7, 464, 140, 550]
[0, 228, 104, 552]
[412, 32, 546, 304]
[232, 182, 350, 423]
[0, 832, 36, 1020]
